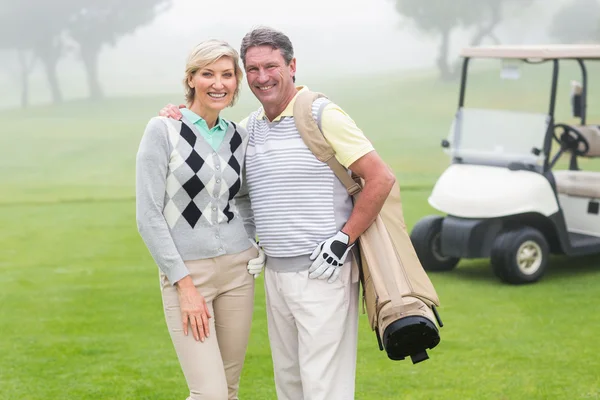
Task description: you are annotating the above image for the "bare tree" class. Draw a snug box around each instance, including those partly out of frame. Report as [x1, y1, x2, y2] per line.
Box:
[67, 0, 172, 100]
[0, 0, 73, 104]
[0, 0, 172, 106]
[392, 0, 536, 80]
[0, 47, 35, 108]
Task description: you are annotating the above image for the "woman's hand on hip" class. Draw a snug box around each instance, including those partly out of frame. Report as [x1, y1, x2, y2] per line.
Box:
[175, 276, 211, 342]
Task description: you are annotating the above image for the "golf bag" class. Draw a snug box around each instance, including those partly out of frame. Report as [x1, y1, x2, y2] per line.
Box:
[293, 90, 444, 363]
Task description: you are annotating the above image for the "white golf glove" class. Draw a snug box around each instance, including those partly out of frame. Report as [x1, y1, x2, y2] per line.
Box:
[308, 231, 354, 283]
[247, 239, 266, 279]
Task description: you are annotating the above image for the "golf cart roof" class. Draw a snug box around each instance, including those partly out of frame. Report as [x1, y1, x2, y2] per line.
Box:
[460, 44, 600, 60]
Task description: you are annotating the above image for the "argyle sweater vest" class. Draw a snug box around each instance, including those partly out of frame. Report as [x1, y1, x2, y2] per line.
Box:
[136, 116, 254, 284]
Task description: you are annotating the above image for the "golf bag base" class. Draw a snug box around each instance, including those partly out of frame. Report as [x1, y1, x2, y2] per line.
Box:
[381, 315, 441, 364]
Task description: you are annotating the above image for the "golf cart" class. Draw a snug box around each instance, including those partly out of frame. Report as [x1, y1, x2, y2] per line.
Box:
[410, 45, 600, 284]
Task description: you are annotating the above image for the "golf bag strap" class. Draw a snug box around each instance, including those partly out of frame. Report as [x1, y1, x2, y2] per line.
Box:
[293, 90, 362, 196]
[316, 100, 329, 132]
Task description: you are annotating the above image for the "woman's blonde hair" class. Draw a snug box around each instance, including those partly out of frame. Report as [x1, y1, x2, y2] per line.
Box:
[183, 39, 243, 106]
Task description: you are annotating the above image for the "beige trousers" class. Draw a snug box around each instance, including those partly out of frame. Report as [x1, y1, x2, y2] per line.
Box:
[160, 246, 257, 400]
[264, 260, 359, 400]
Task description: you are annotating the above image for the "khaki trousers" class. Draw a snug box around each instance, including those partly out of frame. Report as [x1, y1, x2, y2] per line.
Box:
[264, 259, 359, 400]
[160, 247, 257, 400]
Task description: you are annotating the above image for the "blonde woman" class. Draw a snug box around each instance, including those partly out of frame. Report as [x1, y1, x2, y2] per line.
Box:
[136, 39, 264, 400]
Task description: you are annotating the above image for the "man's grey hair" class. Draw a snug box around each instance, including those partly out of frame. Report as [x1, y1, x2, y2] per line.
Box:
[240, 27, 295, 81]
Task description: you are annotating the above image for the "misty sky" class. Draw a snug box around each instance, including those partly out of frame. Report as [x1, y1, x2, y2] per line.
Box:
[0, 0, 569, 107]
[110, 0, 441, 88]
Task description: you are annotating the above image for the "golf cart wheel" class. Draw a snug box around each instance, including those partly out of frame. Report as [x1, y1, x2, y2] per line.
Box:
[490, 227, 549, 284]
[410, 215, 460, 272]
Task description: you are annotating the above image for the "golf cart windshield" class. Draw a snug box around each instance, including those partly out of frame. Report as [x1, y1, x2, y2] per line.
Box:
[446, 56, 555, 171]
[448, 108, 550, 169]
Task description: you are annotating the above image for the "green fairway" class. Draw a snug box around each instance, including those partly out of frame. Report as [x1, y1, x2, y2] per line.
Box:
[2, 64, 600, 399]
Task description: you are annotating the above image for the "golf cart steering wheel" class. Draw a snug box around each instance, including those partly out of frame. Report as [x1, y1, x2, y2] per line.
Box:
[552, 123, 590, 156]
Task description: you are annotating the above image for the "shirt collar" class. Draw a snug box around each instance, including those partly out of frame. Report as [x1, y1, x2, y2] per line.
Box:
[181, 108, 228, 132]
[257, 86, 309, 122]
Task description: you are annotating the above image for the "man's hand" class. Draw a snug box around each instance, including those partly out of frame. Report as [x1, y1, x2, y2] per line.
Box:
[308, 230, 353, 283]
[247, 239, 266, 279]
[175, 276, 211, 342]
[159, 103, 185, 120]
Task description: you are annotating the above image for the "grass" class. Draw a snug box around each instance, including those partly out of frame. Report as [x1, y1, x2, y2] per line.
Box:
[2, 63, 600, 399]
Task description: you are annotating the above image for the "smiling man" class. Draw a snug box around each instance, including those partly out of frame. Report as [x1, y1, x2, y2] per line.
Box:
[238, 27, 396, 400]
[161, 27, 398, 400]
[242, 44, 298, 122]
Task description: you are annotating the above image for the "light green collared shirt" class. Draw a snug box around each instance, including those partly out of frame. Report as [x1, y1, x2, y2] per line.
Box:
[180, 108, 228, 151]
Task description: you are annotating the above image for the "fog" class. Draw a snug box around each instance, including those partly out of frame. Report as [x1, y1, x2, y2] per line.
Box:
[0, 0, 587, 108]
[95, 0, 435, 95]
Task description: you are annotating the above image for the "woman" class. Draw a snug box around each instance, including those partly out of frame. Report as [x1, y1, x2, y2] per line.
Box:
[136, 39, 264, 400]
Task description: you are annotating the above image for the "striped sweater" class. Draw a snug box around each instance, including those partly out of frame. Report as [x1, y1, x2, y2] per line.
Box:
[245, 98, 353, 271]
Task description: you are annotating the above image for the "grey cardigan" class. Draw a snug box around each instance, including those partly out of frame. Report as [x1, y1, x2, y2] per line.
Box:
[136, 116, 255, 284]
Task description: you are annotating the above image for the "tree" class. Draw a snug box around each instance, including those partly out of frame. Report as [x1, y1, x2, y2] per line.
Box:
[550, 0, 600, 44]
[393, 0, 536, 80]
[0, 0, 73, 105]
[0, 0, 172, 106]
[0, 50, 35, 108]
[67, 0, 172, 100]
[15, 50, 37, 108]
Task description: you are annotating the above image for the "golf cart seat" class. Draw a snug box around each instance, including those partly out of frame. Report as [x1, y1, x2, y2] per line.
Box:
[553, 170, 600, 198]
[576, 125, 600, 157]
[554, 125, 600, 198]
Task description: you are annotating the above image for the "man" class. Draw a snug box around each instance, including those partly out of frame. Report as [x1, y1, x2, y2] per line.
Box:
[161, 27, 396, 400]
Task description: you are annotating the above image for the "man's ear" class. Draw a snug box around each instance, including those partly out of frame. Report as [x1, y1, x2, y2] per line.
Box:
[289, 57, 297, 78]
